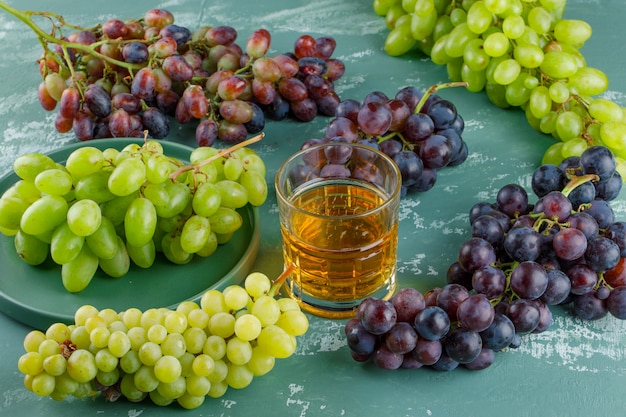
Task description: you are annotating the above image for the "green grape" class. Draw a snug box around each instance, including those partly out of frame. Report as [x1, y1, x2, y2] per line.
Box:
[94, 348, 118, 373]
[140, 308, 165, 329]
[410, 7, 438, 41]
[432, 14, 454, 41]
[134, 365, 160, 393]
[555, 110, 584, 141]
[244, 272, 271, 299]
[461, 64, 486, 92]
[257, 324, 296, 359]
[141, 182, 169, 211]
[50, 221, 84, 264]
[493, 58, 521, 85]
[107, 330, 131, 358]
[31, 372, 56, 397]
[66, 349, 98, 383]
[463, 38, 490, 72]
[209, 312, 236, 338]
[276, 309, 309, 337]
[600, 122, 626, 151]
[154, 355, 182, 384]
[224, 285, 251, 311]
[61, 244, 99, 293]
[589, 99, 623, 124]
[414, 0, 434, 16]
[138, 341, 163, 367]
[108, 157, 147, 197]
[161, 333, 187, 358]
[485, 81, 510, 108]
[126, 240, 156, 268]
[247, 346, 275, 376]
[145, 153, 176, 184]
[14, 229, 49, 265]
[444, 23, 477, 58]
[195, 232, 218, 257]
[96, 368, 120, 387]
[183, 327, 207, 355]
[234, 314, 262, 342]
[547, 81, 569, 104]
[207, 380, 228, 398]
[55, 372, 79, 395]
[18, 351, 44, 375]
[251, 295, 281, 326]
[180, 215, 211, 253]
[90, 326, 111, 349]
[429, 34, 451, 65]
[147, 324, 168, 344]
[560, 137, 588, 158]
[483, 0, 509, 14]
[23, 330, 46, 353]
[226, 337, 253, 366]
[155, 376, 186, 400]
[277, 297, 301, 312]
[225, 363, 254, 389]
[483, 31, 510, 57]
[568, 67, 609, 96]
[124, 197, 157, 247]
[215, 180, 249, 209]
[45, 322, 71, 343]
[223, 156, 244, 181]
[239, 170, 268, 206]
[98, 235, 130, 278]
[156, 179, 192, 218]
[67, 199, 102, 237]
[177, 393, 205, 410]
[203, 335, 227, 361]
[34, 169, 72, 196]
[540, 51, 579, 79]
[402, 0, 417, 13]
[527, 6, 553, 34]
[384, 16, 416, 56]
[513, 43, 544, 68]
[12, 179, 41, 204]
[65, 147, 105, 179]
[186, 375, 211, 397]
[120, 373, 146, 402]
[120, 349, 142, 374]
[69, 326, 91, 350]
[161, 233, 193, 265]
[384, 4, 407, 30]
[504, 75, 532, 108]
[553, 19, 592, 46]
[13, 153, 57, 181]
[85, 216, 117, 260]
[101, 193, 138, 226]
[0, 196, 28, 231]
[20, 194, 68, 235]
[529, 85, 552, 119]
[466, 1, 493, 34]
[164, 311, 188, 334]
[74, 170, 116, 204]
[449, 7, 467, 25]
[502, 14, 525, 39]
[208, 207, 242, 235]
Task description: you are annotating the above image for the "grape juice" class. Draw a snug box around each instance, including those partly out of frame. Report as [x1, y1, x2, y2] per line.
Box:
[280, 179, 398, 318]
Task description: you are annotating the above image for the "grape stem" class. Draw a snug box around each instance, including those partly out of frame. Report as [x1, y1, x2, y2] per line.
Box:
[0, 1, 144, 72]
[168, 132, 265, 181]
[413, 81, 469, 114]
[269, 264, 295, 297]
[560, 173, 599, 197]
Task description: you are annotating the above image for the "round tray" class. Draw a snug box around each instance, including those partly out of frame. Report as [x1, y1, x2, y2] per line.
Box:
[0, 138, 260, 330]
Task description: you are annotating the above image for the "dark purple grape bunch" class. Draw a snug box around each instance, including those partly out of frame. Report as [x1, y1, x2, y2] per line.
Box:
[36, 9, 346, 145]
[345, 286, 504, 372]
[299, 83, 469, 197]
[447, 145, 626, 342]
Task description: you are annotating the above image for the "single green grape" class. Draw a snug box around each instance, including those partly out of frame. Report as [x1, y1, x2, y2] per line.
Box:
[14, 229, 49, 265]
[124, 197, 157, 247]
[65, 147, 105, 179]
[20, 194, 68, 235]
[85, 216, 118, 260]
[13, 153, 57, 182]
[108, 157, 146, 197]
[34, 168, 72, 196]
[98, 235, 130, 278]
[50, 221, 85, 265]
[61, 244, 99, 293]
[67, 199, 102, 237]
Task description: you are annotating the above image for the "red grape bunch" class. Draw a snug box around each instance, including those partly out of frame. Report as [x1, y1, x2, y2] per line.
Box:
[298, 82, 469, 196]
[345, 145, 626, 372]
[24, 6, 346, 144]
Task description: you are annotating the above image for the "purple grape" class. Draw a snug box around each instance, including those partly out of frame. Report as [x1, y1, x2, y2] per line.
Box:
[469, 202, 497, 224]
[436, 284, 470, 321]
[390, 287, 425, 323]
[414, 306, 450, 340]
[480, 313, 516, 350]
[572, 292, 608, 320]
[323, 137, 353, 164]
[394, 86, 422, 112]
[503, 226, 542, 262]
[552, 227, 587, 261]
[496, 183, 528, 218]
[566, 264, 598, 295]
[463, 348, 495, 371]
[411, 338, 442, 365]
[457, 237, 497, 274]
[456, 294, 495, 332]
[568, 212, 599, 241]
[392, 150, 423, 187]
[582, 199, 615, 229]
[605, 221, 626, 256]
[471, 214, 505, 247]
[607, 286, 626, 319]
[532, 300, 553, 333]
[567, 181, 596, 208]
[403, 113, 434, 143]
[584, 237, 621, 272]
[344, 318, 377, 355]
[359, 298, 397, 335]
[531, 164, 567, 197]
[446, 262, 473, 289]
[385, 322, 418, 354]
[540, 269, 572, 305]
[418, 134, 452, 169]
[509, 261, 549, 299]
[472, 264, 507, 299]
[594, 171, 622, 201]
[427, 99, 457, 130]
[408, 167, 437, 192]
[580, 145, 616, 181]
[431, 351, 459, 371]
[444, 327, 482, 364]
[506, 298, 540, 334]
[335, 99, 361, 123]
[372, 344, 404, 370]
[537, 190, 572, 222]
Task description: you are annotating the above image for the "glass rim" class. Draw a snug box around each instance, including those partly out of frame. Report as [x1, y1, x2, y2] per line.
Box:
[274, 142, 402, 219]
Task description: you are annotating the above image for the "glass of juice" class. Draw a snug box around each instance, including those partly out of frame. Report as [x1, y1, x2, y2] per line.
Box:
[275, 141, 402, 319]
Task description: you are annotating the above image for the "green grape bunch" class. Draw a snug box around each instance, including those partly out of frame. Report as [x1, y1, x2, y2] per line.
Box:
[0, 134, 268, 293]
[374, 0, 626, 176]
[17, 270, 309, 409]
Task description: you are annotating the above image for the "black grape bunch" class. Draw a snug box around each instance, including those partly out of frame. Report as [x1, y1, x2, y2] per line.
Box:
[345, 145, 626, 372]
